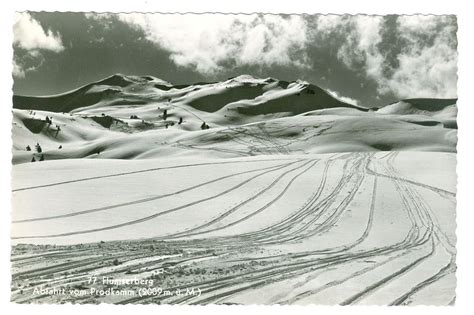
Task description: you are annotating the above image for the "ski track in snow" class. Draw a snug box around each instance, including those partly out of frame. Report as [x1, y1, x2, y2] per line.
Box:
[11, 152, 456, 305]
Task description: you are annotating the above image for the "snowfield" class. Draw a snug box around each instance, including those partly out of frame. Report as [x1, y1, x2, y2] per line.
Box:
[10, 74, 457, 305]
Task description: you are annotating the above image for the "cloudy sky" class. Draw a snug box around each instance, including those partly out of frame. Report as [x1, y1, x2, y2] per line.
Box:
[12, 12, 457, 106]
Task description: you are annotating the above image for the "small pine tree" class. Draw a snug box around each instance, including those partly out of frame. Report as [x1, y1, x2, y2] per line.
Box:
[26, 145, 31, 151]
[39, 155, 44, 161]
[31, 156, 36, 162]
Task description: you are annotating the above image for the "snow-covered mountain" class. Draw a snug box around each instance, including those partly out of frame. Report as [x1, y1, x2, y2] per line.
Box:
[11, 74, 457, 164]
[10, 75, 457, 305]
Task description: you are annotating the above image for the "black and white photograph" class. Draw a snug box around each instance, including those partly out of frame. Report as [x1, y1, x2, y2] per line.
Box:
[3, 3, 470, 311]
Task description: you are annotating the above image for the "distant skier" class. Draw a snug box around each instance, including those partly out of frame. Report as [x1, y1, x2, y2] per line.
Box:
[35, 143, 42, 153]
[178, 117, 183, 125]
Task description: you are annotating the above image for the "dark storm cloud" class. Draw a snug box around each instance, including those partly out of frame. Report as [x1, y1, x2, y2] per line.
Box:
[12, 12, 457, 106]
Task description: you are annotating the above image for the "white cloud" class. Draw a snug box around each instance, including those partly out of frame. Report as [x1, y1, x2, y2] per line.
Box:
[12, 52, 46, 79]
[327, 89, 359, 105]
[379, 27, 457, 98]
[315, 15, 457, 99]
[336, 16, 385, 80]
[115, 13, 310, 74]
[12, 58, 25, 78]
[314, 16, 386, 93]
[13, 12, 64, 52]
[315, 15, 348, 34]
[380, 16, 457, 98]
[397, 15, 444, 34]
[13, 13, 65, 78]
[84, 13, 112, 20]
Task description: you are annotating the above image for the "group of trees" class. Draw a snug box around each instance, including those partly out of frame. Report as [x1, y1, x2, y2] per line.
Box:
[129, 108, 186, 129]
[27, 142, 61, 162]
[24, 112, 210, 164]
[28, 143, 44, 162]
[160, 107, 185, 127]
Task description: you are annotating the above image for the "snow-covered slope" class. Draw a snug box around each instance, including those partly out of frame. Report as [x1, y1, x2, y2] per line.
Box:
[11, 74, 457, 165]
[10, 74, 458, 305]
[11, 152, 457, 305]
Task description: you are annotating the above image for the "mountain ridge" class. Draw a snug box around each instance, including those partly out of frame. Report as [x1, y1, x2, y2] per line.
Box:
[11, 73, 457, 165]
[13, 73, 457, 115]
